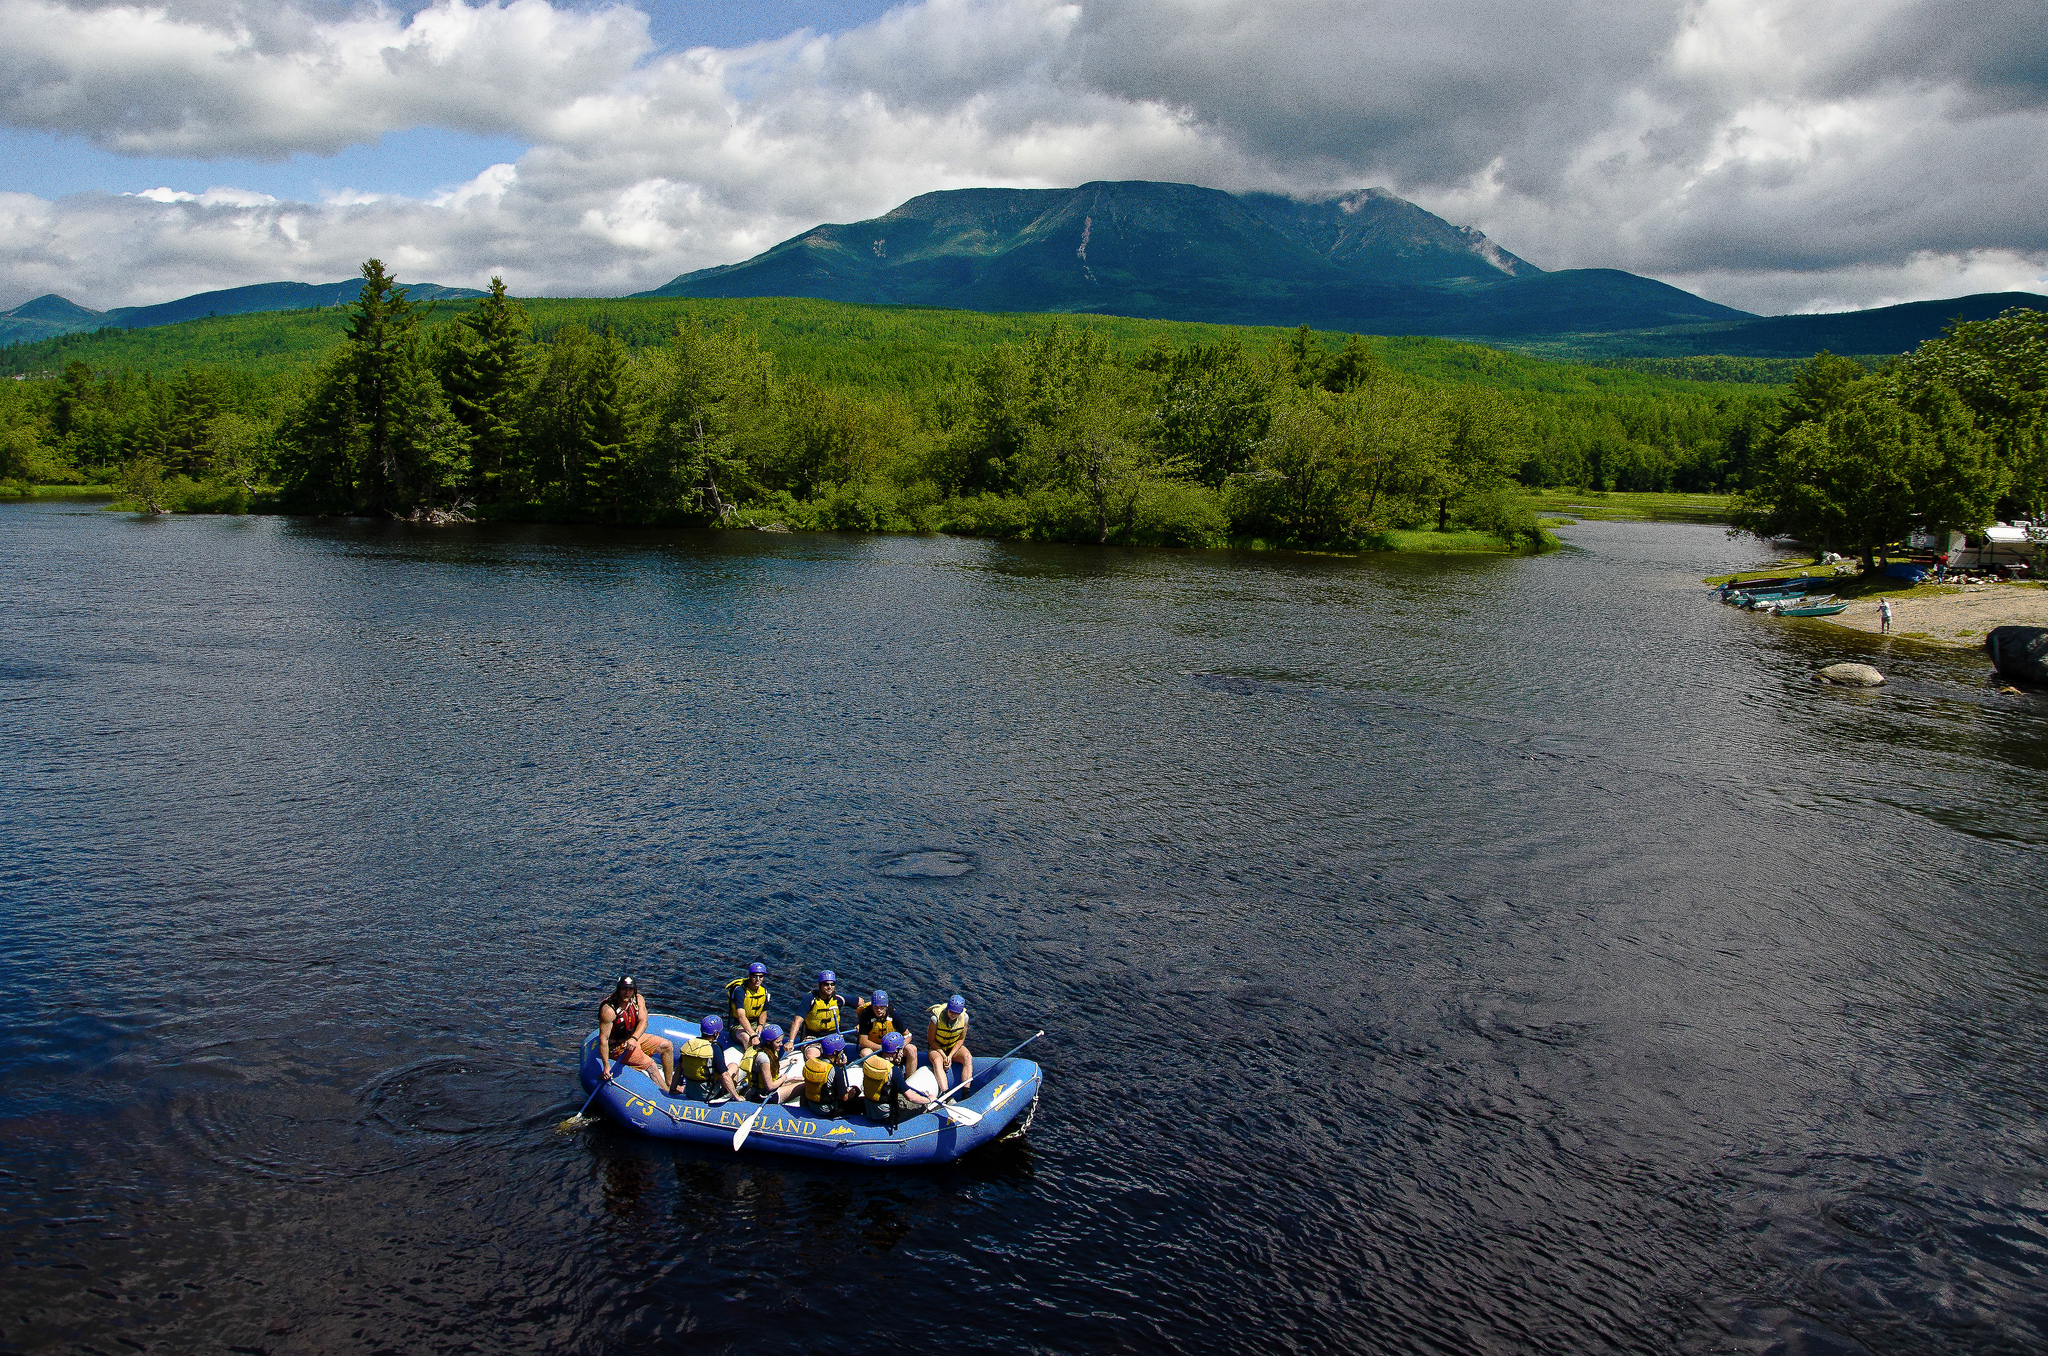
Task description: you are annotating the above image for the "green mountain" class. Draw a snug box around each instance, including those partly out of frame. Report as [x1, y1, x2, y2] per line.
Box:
[635, 180, 1753, 336]
[1537, 291, 2048, 360]
[0, 279, 486, 349]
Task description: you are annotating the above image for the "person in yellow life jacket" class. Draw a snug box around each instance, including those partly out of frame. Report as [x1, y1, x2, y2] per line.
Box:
[674, 1014, 742, 1101]
[925, 993, 973, 1094]
[860, 1030, 933, 1129]
[858, 990, 917, 1068]
[789, 971, 849, 1049]
[598, 976, 675, 1093]
[724, 963, 771, 1049]
[800, 1033, 858, 1118]
[746, 1025, 802, 1104]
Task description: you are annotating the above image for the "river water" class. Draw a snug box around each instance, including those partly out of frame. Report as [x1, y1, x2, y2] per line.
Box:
[2, 498, 2043, 1355]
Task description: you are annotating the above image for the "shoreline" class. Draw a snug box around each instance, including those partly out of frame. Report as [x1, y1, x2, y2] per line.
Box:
[1814, 585, 2048, 648]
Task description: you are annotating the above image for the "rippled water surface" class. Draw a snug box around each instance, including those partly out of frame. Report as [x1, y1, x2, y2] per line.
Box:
[3, 500, 2045, 1355]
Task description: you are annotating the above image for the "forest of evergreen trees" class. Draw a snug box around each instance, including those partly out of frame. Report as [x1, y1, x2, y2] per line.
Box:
[17, 259, 2025, 555]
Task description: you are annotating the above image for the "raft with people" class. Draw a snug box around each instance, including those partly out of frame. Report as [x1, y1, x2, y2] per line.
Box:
[570, 968, 1043, 1164]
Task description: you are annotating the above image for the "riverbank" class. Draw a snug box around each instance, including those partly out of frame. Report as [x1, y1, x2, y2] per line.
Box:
[1818, 583, 2048, 647]
[16, 481, 1562, 556]
[1707, 559, 2048, 647]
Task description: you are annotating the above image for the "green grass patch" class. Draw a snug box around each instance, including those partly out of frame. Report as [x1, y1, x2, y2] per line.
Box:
[0, 481, 117, 500]
[1522, 487, 1734, 523]
[1370, 528, 1519, 554]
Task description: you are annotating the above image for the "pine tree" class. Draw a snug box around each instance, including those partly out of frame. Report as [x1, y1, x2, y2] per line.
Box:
[277, 259, 470, 515]
[444, 277, 530, 504]
[578, 335, 636, 524]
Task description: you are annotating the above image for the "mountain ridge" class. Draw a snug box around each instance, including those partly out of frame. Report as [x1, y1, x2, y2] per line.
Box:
[633, 180, 1751, 336]
[0, 279, 487, 349]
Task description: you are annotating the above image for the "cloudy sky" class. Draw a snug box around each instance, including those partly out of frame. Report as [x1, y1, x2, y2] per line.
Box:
[2, 0, 2043, 315]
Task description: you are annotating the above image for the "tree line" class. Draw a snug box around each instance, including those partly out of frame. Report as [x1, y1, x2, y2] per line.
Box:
[1731, 308, 2046, 566]
[22, 259, 2023, 557]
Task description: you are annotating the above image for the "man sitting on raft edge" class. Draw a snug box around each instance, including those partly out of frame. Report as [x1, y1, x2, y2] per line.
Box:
[598, 976, 675, 1093]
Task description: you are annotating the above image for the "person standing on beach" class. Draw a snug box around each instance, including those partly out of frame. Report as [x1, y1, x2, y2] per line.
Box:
[1879, 598, 1894, 634]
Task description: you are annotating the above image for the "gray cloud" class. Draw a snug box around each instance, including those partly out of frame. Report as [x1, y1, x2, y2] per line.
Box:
[0, 0, 2042, 315]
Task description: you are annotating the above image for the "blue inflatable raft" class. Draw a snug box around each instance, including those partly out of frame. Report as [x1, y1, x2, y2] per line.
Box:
[576, 1015, 1042, 1164]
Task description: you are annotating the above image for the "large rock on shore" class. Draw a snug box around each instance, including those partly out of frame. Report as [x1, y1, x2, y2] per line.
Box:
[1817, 662, 1886, 687]
[1985, 625, 2048, 684]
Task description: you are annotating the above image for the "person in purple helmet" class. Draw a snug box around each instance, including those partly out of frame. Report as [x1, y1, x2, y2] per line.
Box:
[800, 1032, 859, 1118]
[925, 993, 973, 1094]
[675, 1014, 741, 1101]
[790, 970, 850, 1049]
[858, 989, 917, 1069]
[724, 962, 772, 1050]
[746, 1025, 803, 1103]
[859, 1030, 934, 1128]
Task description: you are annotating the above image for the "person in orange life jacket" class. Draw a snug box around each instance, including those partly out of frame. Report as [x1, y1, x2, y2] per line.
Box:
[789, 971, 850, 1049]
[674, 1014, 742, 1101]
[724, 962, 772, 1049]
[926, 993, 973, 1094]
[598, 976, 675, 1093]
[860, 1030, 933, 1128]
[857, 990, 917, 1067]
[746, 1025, 803, 1104]
[801, 1033, 859, 1118]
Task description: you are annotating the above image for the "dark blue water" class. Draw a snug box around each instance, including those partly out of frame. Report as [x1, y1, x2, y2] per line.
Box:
[3, 498, 2044, 1355]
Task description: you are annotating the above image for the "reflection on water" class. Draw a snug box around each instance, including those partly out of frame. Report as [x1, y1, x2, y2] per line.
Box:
[2, 500, 2045, 1354]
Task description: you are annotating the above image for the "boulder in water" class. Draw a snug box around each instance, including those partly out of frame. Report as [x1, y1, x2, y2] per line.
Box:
[1985, 625, 2048, 685]
[1817, 662, 1885, 687]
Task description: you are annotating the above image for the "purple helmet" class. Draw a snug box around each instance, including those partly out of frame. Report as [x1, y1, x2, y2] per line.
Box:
[747, 962, 766, 977]
[702, 1015, 723, 1036]
[946, 994, 965, 1014]
[817, 970, 836, 985]
[870, 990, 888, 1008]
[821, 1034, 845, 1056]
[881, 1031, 905, 1054]
[760, 1024, 784, 1045]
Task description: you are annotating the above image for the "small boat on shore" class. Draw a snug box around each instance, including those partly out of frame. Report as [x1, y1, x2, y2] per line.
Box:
[1772, 599, 1849, 617]
[575, 1015, 1042, 1164]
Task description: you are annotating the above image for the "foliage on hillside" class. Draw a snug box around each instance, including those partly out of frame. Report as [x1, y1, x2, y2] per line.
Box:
[3, 267, 1803, 546]
[1731, 310, 2047, 565]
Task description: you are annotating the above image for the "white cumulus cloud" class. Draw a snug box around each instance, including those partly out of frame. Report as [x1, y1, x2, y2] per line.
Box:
[0, 0, 2042, 316]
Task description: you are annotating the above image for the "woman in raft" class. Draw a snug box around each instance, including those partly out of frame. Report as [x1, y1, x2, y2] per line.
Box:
[597, 976, 676, 1092]
[926, 994, 973, 1094]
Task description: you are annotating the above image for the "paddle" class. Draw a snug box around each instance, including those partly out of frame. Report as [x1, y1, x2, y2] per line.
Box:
[556, 1057, 622, 1133]
[925, 1030, 1045, 1127]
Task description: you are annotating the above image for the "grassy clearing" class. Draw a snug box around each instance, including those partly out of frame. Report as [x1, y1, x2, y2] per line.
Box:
[1370, 528, 1536, 554]
[0, 482, 117, 500]
[1521, 487, 1734, 523]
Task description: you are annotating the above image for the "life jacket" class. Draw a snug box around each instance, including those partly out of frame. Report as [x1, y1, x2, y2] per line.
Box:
[749, 1047, 781, 1098]
[603, 996, 641, 1055]
[677, 1036, 717, 1082]
[861, 1052, 899, 1102]
[801, 991, 845, 1036]
[726, 977, 771, 1023]
[928, 1004, 969, 1052]
[802, 1054, 833, 1103]
[862, 1007, 902, 1043]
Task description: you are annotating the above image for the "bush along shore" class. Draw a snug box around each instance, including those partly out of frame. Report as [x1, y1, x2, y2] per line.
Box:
[4, 258, 1814, 553]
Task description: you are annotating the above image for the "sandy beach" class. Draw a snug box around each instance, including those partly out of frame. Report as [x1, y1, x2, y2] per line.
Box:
[1819, 584, 2048, 647]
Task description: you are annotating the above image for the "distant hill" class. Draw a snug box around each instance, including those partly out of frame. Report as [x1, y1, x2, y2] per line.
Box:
[0, 279, 487, 349]
[635, 180, 1753, 337]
